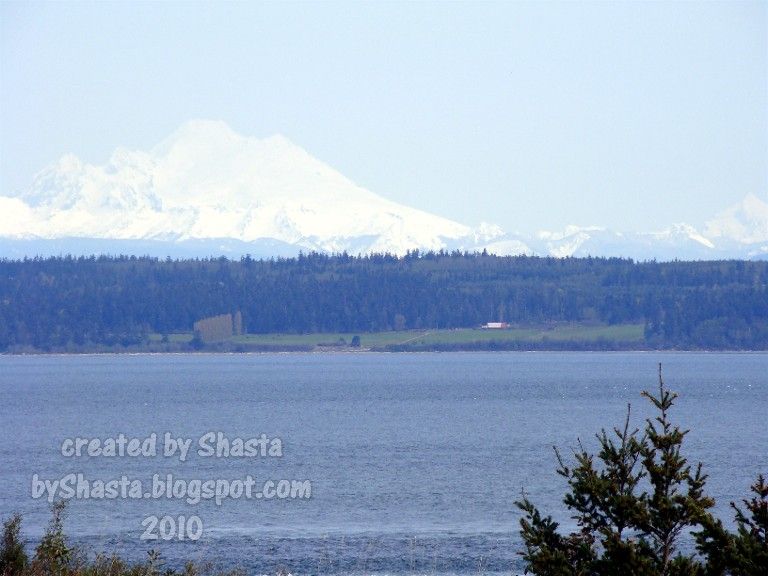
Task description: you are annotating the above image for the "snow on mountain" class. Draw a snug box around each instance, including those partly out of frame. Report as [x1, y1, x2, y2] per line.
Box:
[0, 196, 36, 237]
[531, 223, 729, 260]
[536, 226, 608, 257]
[472, 222, 506, 244]
[478, 238, 535, 257]
[0, 120, 766, 260]
[705, 193, 768, 245]
[1, 120, 473, 254]
[528, 218, 765, 260]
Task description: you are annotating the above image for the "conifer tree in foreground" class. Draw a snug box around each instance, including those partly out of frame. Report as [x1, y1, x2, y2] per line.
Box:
[0, 513, 27, 576]
[516, 364, 767, 575]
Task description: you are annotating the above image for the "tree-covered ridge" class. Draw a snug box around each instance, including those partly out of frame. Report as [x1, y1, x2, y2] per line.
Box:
[0, 252, 766, 351]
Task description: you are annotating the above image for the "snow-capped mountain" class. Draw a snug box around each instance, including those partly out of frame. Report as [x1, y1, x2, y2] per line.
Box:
[532, 222, 729, 261]
[705, 194, 768, 248]
[1, 120, 478, 255]
[0, 120, 766, 260]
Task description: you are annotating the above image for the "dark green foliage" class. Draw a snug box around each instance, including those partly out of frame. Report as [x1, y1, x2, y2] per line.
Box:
[516, 365, 766, 576]
[1, 503, 244, 576]
[728, 475, 768, 573]
[0, 253, 766, 351]
[351, 335, 361, 347]
[517, 497, 597, 575]
[32, 501, 71, 576]
[638, 371, 715, 574]
[190, 331, 205, 350]
[0, 513, 27, 576]
[696, 475, 768, 575]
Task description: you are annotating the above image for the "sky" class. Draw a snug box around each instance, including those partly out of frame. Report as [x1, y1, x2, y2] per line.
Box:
[0, 1, 765, 235]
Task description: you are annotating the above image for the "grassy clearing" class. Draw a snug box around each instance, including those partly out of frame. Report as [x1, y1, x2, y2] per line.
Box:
[392, 324, 644, 347]
[230, 331, 416, 347]
[150, 323, 644, 350]
[147, 333, 193, 343]
[540, 323, 645, 341]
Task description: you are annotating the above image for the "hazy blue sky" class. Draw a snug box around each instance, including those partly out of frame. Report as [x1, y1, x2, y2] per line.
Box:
[1, 1, 765, 234]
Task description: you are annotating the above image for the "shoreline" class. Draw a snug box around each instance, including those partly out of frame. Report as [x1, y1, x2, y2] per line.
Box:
[2, 347, 767, 357]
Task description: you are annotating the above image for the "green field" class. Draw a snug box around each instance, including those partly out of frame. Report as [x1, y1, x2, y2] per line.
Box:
[147, 333, 194, 343]
[151, 323, 645, 350]
[403, 323, 644, 346]
[230, 331, 413, 347]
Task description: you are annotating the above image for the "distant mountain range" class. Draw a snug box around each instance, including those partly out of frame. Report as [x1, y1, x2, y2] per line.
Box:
[1, 120, 766, 260]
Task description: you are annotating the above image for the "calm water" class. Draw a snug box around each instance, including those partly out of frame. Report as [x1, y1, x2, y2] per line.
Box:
[0, 352, 766, 575]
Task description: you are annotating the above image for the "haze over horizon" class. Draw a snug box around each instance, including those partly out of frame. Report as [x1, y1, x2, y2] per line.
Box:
[1, 1, 766, 236]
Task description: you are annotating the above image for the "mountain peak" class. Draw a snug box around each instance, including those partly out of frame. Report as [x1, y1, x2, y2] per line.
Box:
[1, 122, 474, 253]
[262, 133, 294, 146]
[2, 121, 765, 260]
[152, 119, 240, 156]
[705, 193, 768, 244]
[56, 153, 84, 171]
[172, 119, 237, 140]
[154, 121, 300, 156]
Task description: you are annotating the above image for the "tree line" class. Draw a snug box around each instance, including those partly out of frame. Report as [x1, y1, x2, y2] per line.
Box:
[0, 251, 766, 351]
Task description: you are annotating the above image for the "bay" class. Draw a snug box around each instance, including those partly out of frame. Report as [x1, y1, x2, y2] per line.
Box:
[0, 352, 765, 575]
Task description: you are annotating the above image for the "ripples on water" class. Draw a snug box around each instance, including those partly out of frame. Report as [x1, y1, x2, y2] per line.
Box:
[1, 352, 766, 575]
